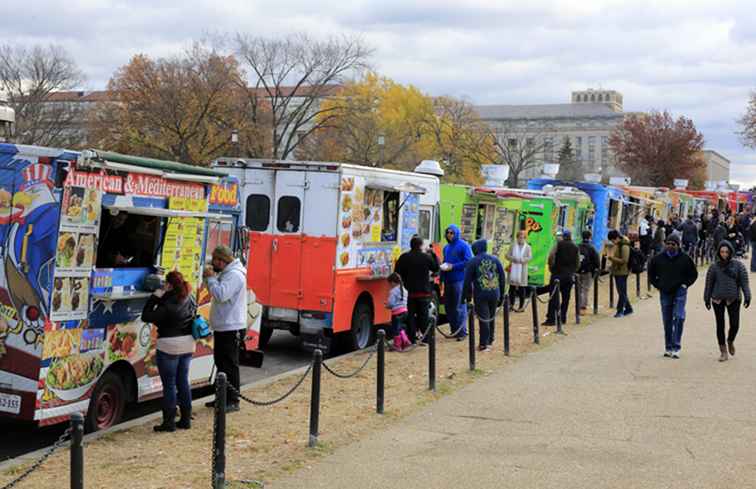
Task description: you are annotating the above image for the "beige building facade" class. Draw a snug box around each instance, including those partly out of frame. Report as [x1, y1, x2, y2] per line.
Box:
[702, 149, 730, 184]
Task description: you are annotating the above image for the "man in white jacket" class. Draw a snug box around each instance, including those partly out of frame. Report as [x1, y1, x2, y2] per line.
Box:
[204, 245, 247, 412]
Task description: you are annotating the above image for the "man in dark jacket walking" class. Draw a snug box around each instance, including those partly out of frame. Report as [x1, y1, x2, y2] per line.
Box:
[463, 239, 506, 352]
[441, 224, 473, 339]
[648, 234, 698, 359]
[577, 230, 600, 311]
[544, 230, 580, 326]
[680, 216, 698, 256]
[395, 236, 440, 344]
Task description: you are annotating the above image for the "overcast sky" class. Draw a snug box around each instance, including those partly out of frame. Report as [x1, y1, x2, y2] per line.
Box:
[4, 0, 756, 186]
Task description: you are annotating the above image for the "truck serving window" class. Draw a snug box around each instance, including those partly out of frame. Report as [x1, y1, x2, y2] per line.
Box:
[382, 191, 399, 242]
[246, 194, 270, 231]
[418, 209, 432, 241]
[97, 211, 161, 268]
[277, 196, 301, 233]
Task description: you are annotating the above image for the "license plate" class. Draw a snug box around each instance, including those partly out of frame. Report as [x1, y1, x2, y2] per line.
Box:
[0, 392, 21, 415]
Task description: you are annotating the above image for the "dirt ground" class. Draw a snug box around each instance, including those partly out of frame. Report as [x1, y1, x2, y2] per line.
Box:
[1, 273, 657, 489]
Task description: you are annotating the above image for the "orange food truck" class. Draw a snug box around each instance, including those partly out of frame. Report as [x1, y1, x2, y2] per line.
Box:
[213, 158, 442, 353]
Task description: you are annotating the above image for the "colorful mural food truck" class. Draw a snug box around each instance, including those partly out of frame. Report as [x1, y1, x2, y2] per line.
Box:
[213, 158, 441, 353]
[0, 145, 260, 431]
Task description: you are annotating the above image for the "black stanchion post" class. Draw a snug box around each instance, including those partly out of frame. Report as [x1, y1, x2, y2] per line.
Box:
[212, 373, 227, 489]
[531, 288, 540, 344]
[428, 315, 436, 391]
[376, 329, 385, 415]
[635, 272, 641, 299]
[468, 305, 476, 371]
[70, 412, 84, 489]
[593, 273, 599, 315]
[574, 274, 581, 325]
[309, 349, 322, 448]
[609, 272, 615, 309]
[502, 295, 510, 356]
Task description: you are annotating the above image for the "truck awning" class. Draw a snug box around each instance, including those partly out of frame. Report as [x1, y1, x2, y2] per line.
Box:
[104, 205, 234, 221]
[83, 150, 228, 177]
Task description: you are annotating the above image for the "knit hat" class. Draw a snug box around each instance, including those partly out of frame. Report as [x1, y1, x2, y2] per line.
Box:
[664, 234, 681, 246]
[212, 245, 235, 264]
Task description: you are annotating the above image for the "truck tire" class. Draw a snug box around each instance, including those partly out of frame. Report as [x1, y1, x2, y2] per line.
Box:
[85, 371, 126, 433]
[347, 300, 373, 351]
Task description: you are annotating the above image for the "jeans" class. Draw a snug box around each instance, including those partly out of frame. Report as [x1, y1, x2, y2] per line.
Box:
[713, 301, 740, 346]
[214, 330, 242, 404]
[578, 272, 594, 309]
[614, 274, 632, 315]
[546, 275, 573, 324]
[390, 313, 407, 339]
[444, 281, 467, 337]
[751, 241, 756, 272]
[474, 297, 498, 347]
[660, 287, 688, 352]
[157, 350, 192, 414]
[407, 297, 431, 344]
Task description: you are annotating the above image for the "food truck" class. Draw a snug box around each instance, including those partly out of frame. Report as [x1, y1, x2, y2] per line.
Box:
[213, 158, 441, 353]
[0, 145, 260, 431]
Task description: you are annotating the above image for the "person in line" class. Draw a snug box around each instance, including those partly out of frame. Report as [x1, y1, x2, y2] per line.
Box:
[385, 273, 411, 351]
[463, 239, 506, 352]
[652, 219, 666, 255]
[704, 241, 751, 362]
[441, 224, 473, 340]
[395, 236, 440, 344]
[606, 230, 633, 318]
[648, 234, 698, 359]
[543, 229, 579, 326]
[506, 230, 532, 311]
[203, 245, 247, 413]
[680, 215, 699, 257]
[639, 215, 653, 257]
[577, 230, 600, 312]
[750, 216, 756, 273]
[141, 271, 195, 432]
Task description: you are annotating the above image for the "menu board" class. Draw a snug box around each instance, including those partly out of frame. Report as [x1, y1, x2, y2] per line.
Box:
[400, 193, 419, 250]
[459, 204, 477, 242]
[51, 185, 102, 321]
[161, 198, 207, 288]
[336, 176, 361, 269]
[483, 205, 496, 240]
[363, 188, 384, 243]
[493, 207, 516, 259]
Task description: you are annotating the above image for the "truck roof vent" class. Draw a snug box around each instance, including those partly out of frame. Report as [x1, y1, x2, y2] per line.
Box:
[414, 160, 444, 176]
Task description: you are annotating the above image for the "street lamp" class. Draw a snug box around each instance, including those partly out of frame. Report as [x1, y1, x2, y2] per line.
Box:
[231, 129, 239, 157]
[377, 134, 385, 166]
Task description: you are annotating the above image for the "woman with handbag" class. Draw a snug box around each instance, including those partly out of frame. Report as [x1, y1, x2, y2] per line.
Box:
[506, 230, 532, 311]
[141, 271, 196, 432]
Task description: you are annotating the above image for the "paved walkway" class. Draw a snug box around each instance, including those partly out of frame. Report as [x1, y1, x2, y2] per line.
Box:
[271, 271, 756, 489]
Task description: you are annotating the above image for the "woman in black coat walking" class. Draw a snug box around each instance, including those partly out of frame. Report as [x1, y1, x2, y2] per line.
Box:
[703, 241, 751, 362]
[142, 271, 196, 431]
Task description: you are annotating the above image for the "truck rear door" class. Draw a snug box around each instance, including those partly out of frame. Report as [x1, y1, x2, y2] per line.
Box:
[242, 169, 274, 305]
[269, 170, 305, 309]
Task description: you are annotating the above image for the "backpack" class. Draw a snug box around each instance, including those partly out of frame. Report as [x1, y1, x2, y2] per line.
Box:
[628, 246, 645, 274]
[577, 244, 593, 274]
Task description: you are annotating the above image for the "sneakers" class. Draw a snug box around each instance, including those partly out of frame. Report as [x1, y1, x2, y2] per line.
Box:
[613, 312, 625, 318]
[541, 320, 555, 326]
[671, 351, 680, 359]
[623, 310, 634, 317]
[663, 351, 672, 358]
[478, 345, 492, 352]
[225, 403, 241, 413]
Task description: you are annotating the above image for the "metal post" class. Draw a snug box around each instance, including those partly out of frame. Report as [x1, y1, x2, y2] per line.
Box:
[555, 279, 564, 335]
[635, 272, 641, 299]
[213, 373, 227, 489]
[574, 274, 581, 325]
[502, 295, 510, 356]
[468, 305, 476, 371]
[428, 314, 436, 391]
[376, 330, 385, 414]
[70, 413, 84, 489]
[593, 273, 599, 315]
[609, 272, 615, 308]
[531, 288, 540, 344]
[308, 349, 322, 448]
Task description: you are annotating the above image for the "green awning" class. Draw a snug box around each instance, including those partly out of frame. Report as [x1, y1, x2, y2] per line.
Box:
[87, 150, 228, 177]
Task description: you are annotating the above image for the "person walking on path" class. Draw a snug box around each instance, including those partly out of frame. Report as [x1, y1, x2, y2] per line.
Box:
[441, 224, 473, 340]
[639, 215, 653, 257]
[704, 240, 751, 362]
[141, 271, 195, 432]
[395, 236, 440, 344]
[750, 217, 756, 272]
[463, 239, 506, 352]
[577, 230, 600, 311]
[681, 216, 699, 256]
[543, 229, 579, 326]
[652, 219, 666, 255]
[648, 234, 698, 359]
[203, 245, 247, 412]
[606, 230, 633, 318]
[506, 230, 532, 311]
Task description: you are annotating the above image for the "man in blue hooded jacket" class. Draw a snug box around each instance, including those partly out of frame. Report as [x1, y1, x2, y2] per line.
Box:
[441, 224, 473, 339]
[463, 239, 506, 351]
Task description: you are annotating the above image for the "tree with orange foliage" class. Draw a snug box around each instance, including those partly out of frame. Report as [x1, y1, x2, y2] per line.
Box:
[608, 110, 705, 187]
[88, 43, 248, 165]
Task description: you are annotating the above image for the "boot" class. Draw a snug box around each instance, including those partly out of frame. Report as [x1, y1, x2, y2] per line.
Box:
[154, 409, 176, 432]
[176, 406, 192, 430]
[399, 330, 411, 349]
[718, 344, 728, 362]
[392, 336, 403, 352]
[728, 340, 735, 356]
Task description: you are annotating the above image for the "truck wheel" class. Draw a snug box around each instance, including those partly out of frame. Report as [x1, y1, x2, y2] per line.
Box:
[347, 300, 373, 351]
[85, 371, 126, 433]
[257, 326, 273, 350]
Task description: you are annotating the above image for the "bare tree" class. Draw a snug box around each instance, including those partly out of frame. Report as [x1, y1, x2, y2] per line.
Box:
[234, 33, 372, 159]
[0, 44, 85, 147]
[737, 90, 756, 149]
[490, 121, 553, 188]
